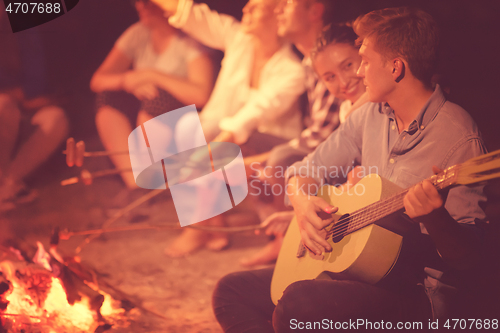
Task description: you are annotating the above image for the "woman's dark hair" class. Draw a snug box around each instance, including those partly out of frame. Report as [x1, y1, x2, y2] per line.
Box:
[311, 23, 358, 60]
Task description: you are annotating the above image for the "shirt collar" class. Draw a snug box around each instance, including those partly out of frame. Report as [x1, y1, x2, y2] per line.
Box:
[379, 84, 446, 133]
[415, 84, 446, 130]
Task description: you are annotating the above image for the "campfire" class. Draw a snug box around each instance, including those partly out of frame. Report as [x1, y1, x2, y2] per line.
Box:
[1, 241, 128, 333]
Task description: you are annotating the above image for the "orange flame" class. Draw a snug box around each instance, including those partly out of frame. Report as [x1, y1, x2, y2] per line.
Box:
[1, 261, 125, 332]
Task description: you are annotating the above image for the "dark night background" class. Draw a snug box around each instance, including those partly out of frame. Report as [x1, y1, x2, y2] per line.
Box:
[0, 2, 498, 329]
[1, 0, 499, 161]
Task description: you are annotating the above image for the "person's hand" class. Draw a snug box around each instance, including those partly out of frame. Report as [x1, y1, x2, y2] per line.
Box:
[482, 178, 500, 221]
[130, 83, 159, 101]
[291, 195, 337, 257]
[123, 70, 155, 93]
[149, 0, 179, 16]
[404, 166, 445, 219]
[244, 159, 260, 180]
[256, 211, 294, 237]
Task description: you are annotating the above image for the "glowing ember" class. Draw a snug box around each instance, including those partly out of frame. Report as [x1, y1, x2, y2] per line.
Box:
[1, 260, 127, 332]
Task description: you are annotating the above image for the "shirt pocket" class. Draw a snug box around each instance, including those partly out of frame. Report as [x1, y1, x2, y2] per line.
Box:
[395, 169, 425, 189]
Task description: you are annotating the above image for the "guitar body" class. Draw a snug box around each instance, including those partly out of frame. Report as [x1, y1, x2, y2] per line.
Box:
[271, 174, 405, 305]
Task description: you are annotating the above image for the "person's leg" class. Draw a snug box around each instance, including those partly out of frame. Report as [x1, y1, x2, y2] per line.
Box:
[165, 114, 227, 257]
[96, 105, 138, 189]
[165, 177, 230, 257]
[0, 94, 21, 175]
[6, 106, 68, 183]
[95, 91, 141, 189]
[165, 214, 228, 257]
[273, 278, 432, 333]
[213, 267, 276, 333]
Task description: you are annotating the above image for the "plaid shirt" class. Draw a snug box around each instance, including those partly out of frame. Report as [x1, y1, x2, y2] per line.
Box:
[297, 57, 341, 151]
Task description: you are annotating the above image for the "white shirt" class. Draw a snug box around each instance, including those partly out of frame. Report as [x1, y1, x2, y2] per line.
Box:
[169, 0, 306, 144]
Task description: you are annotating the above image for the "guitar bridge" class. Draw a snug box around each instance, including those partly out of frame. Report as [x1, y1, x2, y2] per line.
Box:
[296, 242, 307, 258]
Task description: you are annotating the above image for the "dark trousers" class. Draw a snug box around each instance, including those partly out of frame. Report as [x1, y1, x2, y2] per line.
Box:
[212, 267, 433, 333]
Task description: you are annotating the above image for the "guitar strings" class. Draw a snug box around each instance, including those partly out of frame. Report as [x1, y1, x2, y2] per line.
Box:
[325, 190, 409, 239]
[324, 172, 457, 240]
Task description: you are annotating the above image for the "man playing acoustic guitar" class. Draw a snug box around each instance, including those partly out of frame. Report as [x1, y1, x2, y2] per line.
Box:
[213, 7, 489, 332]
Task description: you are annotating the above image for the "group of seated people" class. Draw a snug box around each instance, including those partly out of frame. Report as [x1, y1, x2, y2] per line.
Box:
[1, 0, 497, 331]
[102, 0, 496, 331]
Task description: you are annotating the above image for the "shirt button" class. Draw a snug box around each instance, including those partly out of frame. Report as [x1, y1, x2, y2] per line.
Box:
[420, 125, 425, 130]
[389, 158, 395, 164]
[392, 125, 396, 130]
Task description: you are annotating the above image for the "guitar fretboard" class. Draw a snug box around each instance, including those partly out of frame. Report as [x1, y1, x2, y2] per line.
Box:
[327, 165, 460, 240]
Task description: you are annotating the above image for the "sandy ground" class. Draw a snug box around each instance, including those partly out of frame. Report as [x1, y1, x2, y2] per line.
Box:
[1, 148, 272, 333]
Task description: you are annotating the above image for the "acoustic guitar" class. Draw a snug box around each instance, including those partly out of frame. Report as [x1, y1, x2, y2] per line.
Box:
[271, 149, 500, 305]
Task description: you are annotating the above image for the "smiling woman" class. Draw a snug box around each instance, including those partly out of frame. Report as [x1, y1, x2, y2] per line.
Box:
[312, 24, 367, 121]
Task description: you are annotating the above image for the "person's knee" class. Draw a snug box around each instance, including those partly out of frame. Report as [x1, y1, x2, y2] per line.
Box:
[213, 272, 244, 306]
[31, 106, 69, 138]
[273, 280, 313, 324]
[96, 105, 122, 123]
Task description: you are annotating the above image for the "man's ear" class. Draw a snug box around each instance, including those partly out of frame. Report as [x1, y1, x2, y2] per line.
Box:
[392, 58, 406, 83]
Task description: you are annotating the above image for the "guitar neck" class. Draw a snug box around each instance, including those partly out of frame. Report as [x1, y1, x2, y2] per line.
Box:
[328, 149, 500, 239]
[335, 165, 460, 237]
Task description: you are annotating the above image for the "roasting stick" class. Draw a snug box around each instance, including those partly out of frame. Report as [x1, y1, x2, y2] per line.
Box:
[61, 223, 264, 239]
[60, 168, 135, 186]
[64, 138, 128, 167]
[65, 138, 254, 252]
[75, 188, 164, 254]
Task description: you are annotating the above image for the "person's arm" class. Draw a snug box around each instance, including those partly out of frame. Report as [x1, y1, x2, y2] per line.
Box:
[149, 0, 178, 16]
[282, 108, 367, 256]
[90, 46, 132, 93]
[90, 47, 160, 101]
[405, 174, 482, 269]
[141, 52, 214, 107]
[405, 137, 487, 269]
[219, 55, 307, 145]
[153, 0, 240, 52]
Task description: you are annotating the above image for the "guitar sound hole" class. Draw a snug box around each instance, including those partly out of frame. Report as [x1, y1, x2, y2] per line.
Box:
[330, 214, 349, 243]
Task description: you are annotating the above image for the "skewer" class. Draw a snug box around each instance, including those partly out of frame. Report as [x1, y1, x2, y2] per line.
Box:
[63, 138, 128, 167]
[59, 222, 263, 239]
[61, 168, 132, 186]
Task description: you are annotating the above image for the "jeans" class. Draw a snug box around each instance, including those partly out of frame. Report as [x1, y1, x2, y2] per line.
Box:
[212, 267, 433, 333]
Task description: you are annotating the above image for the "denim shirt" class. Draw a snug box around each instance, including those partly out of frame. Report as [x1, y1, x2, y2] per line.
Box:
[286, 85, 487, 318]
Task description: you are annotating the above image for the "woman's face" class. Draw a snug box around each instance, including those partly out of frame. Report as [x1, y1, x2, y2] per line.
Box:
[135, 0, 166, 27]
[241, 0, 278, 37]
[313, 42, 366, 103]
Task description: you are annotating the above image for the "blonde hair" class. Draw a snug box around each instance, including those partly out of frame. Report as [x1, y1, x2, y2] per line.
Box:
[353, 7, 439, 86]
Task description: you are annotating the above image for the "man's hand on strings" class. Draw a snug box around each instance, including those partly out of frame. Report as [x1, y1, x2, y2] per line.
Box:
[404, 166, 445, 219]
[291, 195, 337, 256]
